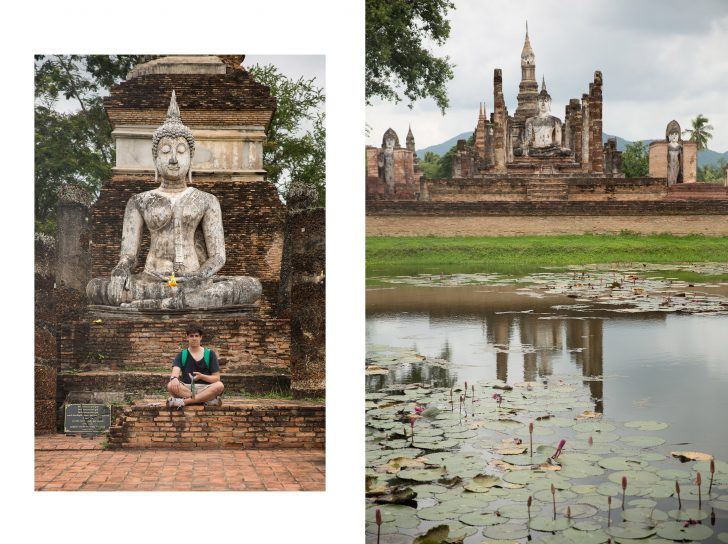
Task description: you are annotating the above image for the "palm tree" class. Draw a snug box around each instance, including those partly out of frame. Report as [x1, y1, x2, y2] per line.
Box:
[682, 114, 714, 150]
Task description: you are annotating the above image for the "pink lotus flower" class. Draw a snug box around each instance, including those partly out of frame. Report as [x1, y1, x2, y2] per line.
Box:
[552, 439, 566, 459]
[375, 508, 382, 526]
[414, 406, 424, 414]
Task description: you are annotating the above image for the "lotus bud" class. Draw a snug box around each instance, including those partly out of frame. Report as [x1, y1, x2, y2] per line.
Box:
[588, 436, 593, 446]
[621, 476, 627, 510]
[551, 483, 556, 520]
[375, 508, 382, 544]
[567, 506, 571, 521]
[676, 480, 682, 509]
[607, 496, 612, 527]
[697, 472, 702, 507]
[709, 459, 715, 495]
[464, 381, 468, 397]
[529, 421, 534, 457]
[527, 495, 532, 522]
[553, 439, 566, 459]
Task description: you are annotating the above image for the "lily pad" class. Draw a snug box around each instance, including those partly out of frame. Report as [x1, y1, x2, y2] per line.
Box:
[463, 474, 500, 493]
[620, 435, 665, 448]
[482, 523, 530, 540]
[458, 512, 507, 526]
[667, 508, 709, 521]
[621, 507, 668, 522]
[606, 524, 655, 539]
[670, 451, 714, 462]
[528, 516, 570, 532]
[655, 521, 713, 541]
[598, 457, 647, 471]
[624, 420, 668, 431]
[397, 468, 445, 482]
[412, 525, 450, 544]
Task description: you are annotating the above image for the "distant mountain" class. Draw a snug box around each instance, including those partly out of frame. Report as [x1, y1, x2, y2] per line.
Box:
[416, 132, 471, 159]
[417, 131, 727, 167]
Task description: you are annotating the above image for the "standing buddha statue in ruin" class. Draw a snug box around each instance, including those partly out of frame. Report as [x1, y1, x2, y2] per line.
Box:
[666, 120, 683, 186]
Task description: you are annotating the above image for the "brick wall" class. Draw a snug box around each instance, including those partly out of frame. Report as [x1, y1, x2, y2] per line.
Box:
[366, 199, 728, 216]
[60, 310, 289, 373]
[108, 402, 325, 450]
[57, 373, 290, 404]
[418, 177, 667, 202]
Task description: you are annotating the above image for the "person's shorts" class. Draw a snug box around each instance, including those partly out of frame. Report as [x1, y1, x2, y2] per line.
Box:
[172, 382, 218, 398]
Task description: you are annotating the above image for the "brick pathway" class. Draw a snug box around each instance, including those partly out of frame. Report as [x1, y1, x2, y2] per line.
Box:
[35, 435, 325, 491]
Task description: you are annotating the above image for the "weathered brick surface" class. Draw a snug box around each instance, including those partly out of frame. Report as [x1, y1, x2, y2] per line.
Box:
[367, 199, 728, 216]
[104, 70, 275, 129]
[60, 310, 289, 373]
[107, 401, 325, 450]
[289, 209, 325, 399]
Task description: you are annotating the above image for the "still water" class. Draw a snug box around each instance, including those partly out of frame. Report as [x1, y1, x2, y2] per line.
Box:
[367, 284, 728, 460]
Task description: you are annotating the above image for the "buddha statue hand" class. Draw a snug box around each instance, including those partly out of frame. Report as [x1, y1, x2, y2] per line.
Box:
[178, 273, 207, 292]
[107, 260, 132, 305]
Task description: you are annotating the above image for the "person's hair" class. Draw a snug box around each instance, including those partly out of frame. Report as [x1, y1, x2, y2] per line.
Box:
[185, 322, 205, 337]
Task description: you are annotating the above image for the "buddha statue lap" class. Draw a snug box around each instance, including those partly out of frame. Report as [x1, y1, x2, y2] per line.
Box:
[86, 91, 262, 309]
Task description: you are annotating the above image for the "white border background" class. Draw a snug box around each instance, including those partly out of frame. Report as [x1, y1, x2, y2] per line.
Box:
[3, 0, 365, 541]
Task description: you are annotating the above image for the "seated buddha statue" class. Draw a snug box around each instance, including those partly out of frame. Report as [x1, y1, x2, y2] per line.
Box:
[86, 91, 262, 309]
[523, 78, 570, 158]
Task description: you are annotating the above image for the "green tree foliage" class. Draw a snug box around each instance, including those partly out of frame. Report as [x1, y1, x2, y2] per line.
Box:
[682, 114, 714, 151]
[366, 0, 455, 113]
[419, 151, 442, 179]
[34, 55, 145, 234]
[621, 140, 649, 178]
[249, 64, 326, 206]
[698, 157, 727, 183]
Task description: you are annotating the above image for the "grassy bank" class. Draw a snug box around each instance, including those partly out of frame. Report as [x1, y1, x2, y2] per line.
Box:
[367, 234, 728, 277]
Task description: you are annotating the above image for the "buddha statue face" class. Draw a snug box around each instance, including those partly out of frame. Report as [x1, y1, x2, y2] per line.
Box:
[537, 96, 551, 116]
[668, 131, 680, 144]
[155, 136, 191, 181]
[384, 136, 395, 152]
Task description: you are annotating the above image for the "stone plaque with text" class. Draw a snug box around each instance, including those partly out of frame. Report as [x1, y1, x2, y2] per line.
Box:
[64, 404, 112, 434]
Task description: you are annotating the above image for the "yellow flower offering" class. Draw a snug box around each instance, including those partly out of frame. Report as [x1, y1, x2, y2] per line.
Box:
[167, 274, 178, 287]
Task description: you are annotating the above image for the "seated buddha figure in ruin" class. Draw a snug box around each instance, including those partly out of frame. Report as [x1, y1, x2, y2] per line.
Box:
[523, 78, 569, 157]
[86, 91, 262, 309]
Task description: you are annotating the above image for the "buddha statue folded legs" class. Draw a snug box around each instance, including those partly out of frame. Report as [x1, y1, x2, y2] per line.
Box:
[86, 91, 262, 309]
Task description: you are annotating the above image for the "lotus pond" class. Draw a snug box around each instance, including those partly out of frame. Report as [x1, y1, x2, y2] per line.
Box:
[365, 263, 728, 543]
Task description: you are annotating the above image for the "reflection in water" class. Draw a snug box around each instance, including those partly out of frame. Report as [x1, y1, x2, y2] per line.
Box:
[367, 285, 670, 412]
[367, 284, 728, 468]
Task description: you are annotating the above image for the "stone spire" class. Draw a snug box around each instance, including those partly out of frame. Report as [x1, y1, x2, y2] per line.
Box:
[406, 125, 415, 152]
[515, 20, 539, 123]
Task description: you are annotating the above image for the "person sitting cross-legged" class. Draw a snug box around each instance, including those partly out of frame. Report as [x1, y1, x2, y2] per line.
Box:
[167, 322, 224, 409]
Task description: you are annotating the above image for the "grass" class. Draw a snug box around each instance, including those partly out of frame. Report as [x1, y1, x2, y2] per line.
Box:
[367, 233, 728, 278]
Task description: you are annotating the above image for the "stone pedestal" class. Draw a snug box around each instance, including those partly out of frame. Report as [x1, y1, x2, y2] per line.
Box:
[289, 208, 325, 399]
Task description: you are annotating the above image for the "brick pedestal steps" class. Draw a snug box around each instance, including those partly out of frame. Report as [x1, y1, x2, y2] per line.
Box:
[107, 397, 324, 450]
[666, 184, 728, 200]
[58, 371, 290, 404]
[526, 180, 569, 201]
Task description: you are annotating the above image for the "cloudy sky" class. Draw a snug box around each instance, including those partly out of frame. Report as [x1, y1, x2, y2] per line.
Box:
[366, 0, 728, 153]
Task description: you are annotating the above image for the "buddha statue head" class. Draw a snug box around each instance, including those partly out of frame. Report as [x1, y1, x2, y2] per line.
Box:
[537, 77, 552, 117]
[382, 128, 400, 152]
[666, 120, 681, 144]
[152, 91, 196, 183]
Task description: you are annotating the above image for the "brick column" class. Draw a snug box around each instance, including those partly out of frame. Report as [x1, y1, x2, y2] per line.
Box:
[285, 186, 325, 399]
[589, 71, 604, 173]
[493, 69, 507, 173]
[56, 185, 92, 293]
